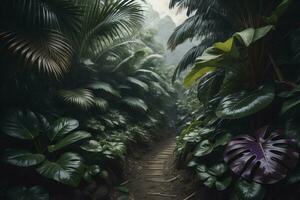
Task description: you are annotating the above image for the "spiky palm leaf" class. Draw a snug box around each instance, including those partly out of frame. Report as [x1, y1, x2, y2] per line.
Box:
[0, 30, 73, 78]
[0, 0, 81, 77]
[87, 82, 120, 97]
[93, 98, 109, 111]
[78, 0, 144, 58]
[138, 54, 165, 68]
[135, 69, 163, 82]
[126, 77, 149, 91]
[57, 88, 94, 110]
[169, 0, 282, 80]
[122, 97, 148, 112]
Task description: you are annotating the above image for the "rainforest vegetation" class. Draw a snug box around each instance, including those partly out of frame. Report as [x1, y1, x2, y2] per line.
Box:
[0, 0, 300, 200]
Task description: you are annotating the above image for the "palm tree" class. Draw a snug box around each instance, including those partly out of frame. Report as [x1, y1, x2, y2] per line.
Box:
[168, 0, 300, 80]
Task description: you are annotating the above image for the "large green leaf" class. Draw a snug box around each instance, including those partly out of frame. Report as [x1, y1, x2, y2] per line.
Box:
[7, 186, 49, 200]
[196, 164, 231, 191]
[234, 26, 274, 47]
[36, 153, 84, 187]
[231, 180, 265, 200]
[1, 149, 45, 167]
[184, 67, 216, 87]
[1, 111, 40, 140]
[216, 85, 274, 119]
[48, 131, 91, 152]
[194, 140, 214, 157]
[47, 118, 79, 142]
[197, 70, 224, 104]
[93, 98, 109, 111]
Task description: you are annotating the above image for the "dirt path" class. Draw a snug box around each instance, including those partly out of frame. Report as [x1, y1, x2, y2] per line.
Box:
[125, 138, 195, 200]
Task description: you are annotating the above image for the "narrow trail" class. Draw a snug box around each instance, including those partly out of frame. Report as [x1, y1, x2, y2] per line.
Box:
[125, 137, 195, 200]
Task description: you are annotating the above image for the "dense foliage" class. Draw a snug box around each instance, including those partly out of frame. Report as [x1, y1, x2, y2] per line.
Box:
[171, 0, 300, 199]
[0, 0, 176, 199]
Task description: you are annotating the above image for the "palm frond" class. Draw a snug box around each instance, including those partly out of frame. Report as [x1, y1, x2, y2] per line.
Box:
[57, 88, 94, 110]
[0, 30, 73, 78]
[78, 0, 144, 57]
[93, 97, 109, 111]
[172, 38, 216, 81]
[138, 54, 165, 68]
[135, 69, 163, 82]
[122, 97, 148, 112]
[0, 0, 82, 32]
[87, 81, 120, 97]
[94, 39, 145, 62]
[149, 81, 170, 97]
[126, 77, 149, 91]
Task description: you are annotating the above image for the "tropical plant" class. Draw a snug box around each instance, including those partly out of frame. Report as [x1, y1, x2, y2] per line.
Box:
[172, 0, 300, 199]
[1, 111, 91, 187]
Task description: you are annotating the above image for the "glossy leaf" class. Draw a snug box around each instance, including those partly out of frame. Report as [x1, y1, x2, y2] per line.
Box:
[213, 37, 234, 53]
[194, 140, 214, 157]
[196, 164, 231, 191]
[184, 67, 216, 87]
[234, 26, 274, 47]
[7, 186, 49, 200]
[197, 70, 224, 104]
[81, 140, 103, 153]
[216, 85, 274, 119]
[1, 111, 40, 140]
[47, 118, 79, 142]
[37, 153, 84, 187]
[1, 149, 45, 167]
[48, 131, 91, 152]
[224, 126, 299, 184]
[231, 180, 265, 200]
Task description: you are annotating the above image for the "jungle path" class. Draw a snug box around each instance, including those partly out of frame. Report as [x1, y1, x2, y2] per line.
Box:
[125, 137, 196, 200]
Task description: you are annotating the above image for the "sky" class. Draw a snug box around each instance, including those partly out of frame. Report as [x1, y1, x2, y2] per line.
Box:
[147, 0, 187, 25]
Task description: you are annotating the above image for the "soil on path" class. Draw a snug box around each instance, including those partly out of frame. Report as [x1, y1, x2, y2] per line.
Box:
[125, 137, 196, 200]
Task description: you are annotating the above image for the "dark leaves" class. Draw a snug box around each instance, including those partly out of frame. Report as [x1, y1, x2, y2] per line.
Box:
[224, 126, 299, 184]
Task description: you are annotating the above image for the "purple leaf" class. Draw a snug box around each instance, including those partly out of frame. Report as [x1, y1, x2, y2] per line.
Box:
[224, 126, 299, 184]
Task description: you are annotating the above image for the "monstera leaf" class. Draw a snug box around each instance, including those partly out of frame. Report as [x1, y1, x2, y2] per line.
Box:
[47, 118, 79, 142]
[224, 126, 299, 184]
[7, 186, 49, 200]
[36, 153, 84, 187]
[1, 149, 45, 167]
[1, 111, 40, 140]
[48, 131, 91, 152]
[216, 85, 274, 119]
